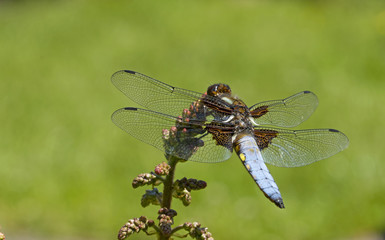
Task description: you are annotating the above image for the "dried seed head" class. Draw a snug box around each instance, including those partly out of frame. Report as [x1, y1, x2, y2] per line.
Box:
[132, 173, 157, 188]
[183, 222, 214, 240]
[154, 162, 171, 175]
[117, 216, 154, 240]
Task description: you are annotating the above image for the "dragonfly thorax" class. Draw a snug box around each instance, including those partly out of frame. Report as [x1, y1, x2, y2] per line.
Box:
[206, 84, 253, 132]
[228, 98, 254, 133]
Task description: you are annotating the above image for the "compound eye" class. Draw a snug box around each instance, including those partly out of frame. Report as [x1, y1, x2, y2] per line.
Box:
[207, 84, 231, 97]
[207, 84, 220, 96]
[219, 84, 232, 94]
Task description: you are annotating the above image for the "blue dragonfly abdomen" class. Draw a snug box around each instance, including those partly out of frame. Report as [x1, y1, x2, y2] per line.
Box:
[234, 134, 285, 208]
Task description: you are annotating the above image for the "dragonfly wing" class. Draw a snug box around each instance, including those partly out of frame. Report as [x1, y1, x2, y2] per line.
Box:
[253, 127, 349, 167]
[188, 129, 233, 163]
[112, 107, 233, 163]
[249, 91, 318, 128]
[112, 70, 207, 116]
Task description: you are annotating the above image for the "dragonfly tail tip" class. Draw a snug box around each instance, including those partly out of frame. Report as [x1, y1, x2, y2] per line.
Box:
[275, 198, 285, 209]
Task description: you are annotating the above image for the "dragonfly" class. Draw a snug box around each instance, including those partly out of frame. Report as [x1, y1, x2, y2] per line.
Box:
[111, 70, 349, 208]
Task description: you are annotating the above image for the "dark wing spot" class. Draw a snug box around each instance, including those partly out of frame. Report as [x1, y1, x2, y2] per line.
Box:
[124, 107, 138, 111]
[124, 70, 136, 74]
[303, 90, 311, 94]
[329, 128, 339, 133]
[254, 129, 278, 150]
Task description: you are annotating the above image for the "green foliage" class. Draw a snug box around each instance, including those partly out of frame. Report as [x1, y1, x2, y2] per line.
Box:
[1, 0, 385, 239]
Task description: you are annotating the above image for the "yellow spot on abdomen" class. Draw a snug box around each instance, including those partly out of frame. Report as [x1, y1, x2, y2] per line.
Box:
[239, 153, 246, 161]
[246, 164, 251, 170]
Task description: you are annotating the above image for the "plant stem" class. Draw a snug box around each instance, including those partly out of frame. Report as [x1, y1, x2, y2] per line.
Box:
[161, 156, 178, 209]
[158, 156, 179, 240]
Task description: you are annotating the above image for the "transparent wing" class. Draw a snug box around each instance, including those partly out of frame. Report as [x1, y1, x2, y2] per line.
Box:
[249, 91, 318, 128]
[253, 127, 349, 167]
[112, 107, 233, 163]
[112, 70, 217, 117]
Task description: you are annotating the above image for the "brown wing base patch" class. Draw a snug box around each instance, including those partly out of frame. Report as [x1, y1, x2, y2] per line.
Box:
[206, 125, 234, 151]
[250, 105, 269, 118]
[254, 129, 278, 150]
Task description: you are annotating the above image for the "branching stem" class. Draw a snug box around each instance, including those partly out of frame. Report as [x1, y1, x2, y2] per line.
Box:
[151, 172, 166, 182]
[170, 224, 185, 235]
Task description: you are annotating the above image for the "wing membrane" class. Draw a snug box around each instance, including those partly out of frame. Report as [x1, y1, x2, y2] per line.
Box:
[112, 70, 209, 116]
[250, 91, 318, 127]
[112, 107, 233, 163]
[254, 127, 349, 167]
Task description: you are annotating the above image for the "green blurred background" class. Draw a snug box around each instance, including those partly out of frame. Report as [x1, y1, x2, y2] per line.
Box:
[1, 0, 385, 239]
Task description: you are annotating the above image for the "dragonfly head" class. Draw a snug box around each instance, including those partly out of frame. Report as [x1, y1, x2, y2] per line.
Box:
[207, 83, 232, 97]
